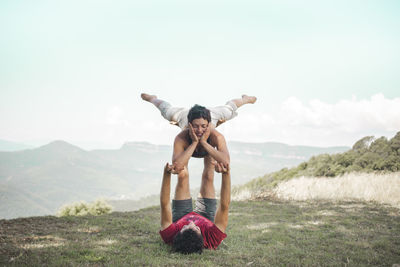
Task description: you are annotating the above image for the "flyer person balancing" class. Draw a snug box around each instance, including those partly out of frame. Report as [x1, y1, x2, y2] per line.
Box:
[141, 93, 257, 129]
[159, 105, 232, 254]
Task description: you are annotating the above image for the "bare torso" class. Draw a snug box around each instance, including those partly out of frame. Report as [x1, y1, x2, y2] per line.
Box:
[177, 128, 221, 158]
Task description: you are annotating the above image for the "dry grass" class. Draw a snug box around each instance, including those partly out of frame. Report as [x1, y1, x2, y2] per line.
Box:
[274, 172, 400, 207]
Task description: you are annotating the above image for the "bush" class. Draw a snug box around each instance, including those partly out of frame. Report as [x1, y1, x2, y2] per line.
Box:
[57, 199, 112, 217]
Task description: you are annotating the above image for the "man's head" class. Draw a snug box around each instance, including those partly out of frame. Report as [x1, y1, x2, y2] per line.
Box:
[172, 221, 204, 254]
[188, 105, 211, 138]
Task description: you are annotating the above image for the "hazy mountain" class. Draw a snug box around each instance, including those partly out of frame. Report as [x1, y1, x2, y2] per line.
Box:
[0, 139, 33, 152]
[0, 140, 349, 219]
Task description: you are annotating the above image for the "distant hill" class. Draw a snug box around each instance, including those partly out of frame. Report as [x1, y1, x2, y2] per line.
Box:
[0, 140, 349, 219]
[233, 132, 400, 200]
[0, 139, 33, 151]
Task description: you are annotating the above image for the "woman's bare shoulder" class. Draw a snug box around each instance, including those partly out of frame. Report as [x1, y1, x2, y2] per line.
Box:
[175, 129, 190, 142]
[210, 129, 225, 144]
[210, 128, 224, 137]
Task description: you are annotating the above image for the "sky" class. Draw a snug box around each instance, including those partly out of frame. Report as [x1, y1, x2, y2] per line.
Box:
[1, 0, 400, 149]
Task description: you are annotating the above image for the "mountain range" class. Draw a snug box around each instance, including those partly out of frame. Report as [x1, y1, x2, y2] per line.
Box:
[0, 140, 349, 219]
[0, 139, 33, 151]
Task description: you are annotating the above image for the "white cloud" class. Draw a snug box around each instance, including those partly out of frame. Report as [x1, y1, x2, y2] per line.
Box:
[222, 94, 400, 147]
[105, 106, 131, 127]
[16, 94, 398, 149]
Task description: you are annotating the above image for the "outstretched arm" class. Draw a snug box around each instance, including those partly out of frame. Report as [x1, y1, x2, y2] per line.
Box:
[214, 168, 231, 233]
[160, 163, 173, 230]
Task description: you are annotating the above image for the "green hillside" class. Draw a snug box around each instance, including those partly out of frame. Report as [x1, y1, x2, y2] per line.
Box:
[1, 200, 399, 266]
[233, 132, 400, 199]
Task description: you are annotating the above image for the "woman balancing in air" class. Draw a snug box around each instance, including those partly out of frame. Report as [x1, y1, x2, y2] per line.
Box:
[141, 93, 256, 253]
[141, 93, 257, 130]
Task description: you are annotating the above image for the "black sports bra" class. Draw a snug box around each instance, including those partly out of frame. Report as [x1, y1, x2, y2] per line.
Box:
[188, 136, 211, 158]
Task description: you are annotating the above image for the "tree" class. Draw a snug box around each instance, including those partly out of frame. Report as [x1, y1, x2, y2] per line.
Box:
[389, 131, 400, 155]
[369, 137, 390, 157]
[352, 136, 374, 152]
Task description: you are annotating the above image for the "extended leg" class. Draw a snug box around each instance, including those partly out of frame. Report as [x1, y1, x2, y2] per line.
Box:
[198, 155, 216, 199]
[212, 94, 257, 127]
[174, 166, 191, 200]
[230, 95, 257, 108]
[141, 93, 187, 128]
[172, 166, 194, 222]
[141, 93, 163, 107]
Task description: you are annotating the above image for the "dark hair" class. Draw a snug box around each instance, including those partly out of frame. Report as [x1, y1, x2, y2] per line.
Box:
[172, 229, 204, 254]
[187, 104, 211, 123]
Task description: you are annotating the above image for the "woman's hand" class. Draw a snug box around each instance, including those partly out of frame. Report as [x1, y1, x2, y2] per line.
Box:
[211, 159, 230, 173]
[188, 123, 199, 143]
[200, 124, 211, 144]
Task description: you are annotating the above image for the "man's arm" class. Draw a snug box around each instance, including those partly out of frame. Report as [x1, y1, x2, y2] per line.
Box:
[214, 168, 231, 233]
[160, 163, 173, 230]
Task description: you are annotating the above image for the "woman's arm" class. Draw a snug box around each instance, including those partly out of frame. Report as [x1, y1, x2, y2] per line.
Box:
[171, 127, 200, 172]
[200, 131, 230, 166]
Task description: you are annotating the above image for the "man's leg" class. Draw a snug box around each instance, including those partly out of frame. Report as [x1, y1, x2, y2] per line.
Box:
[174, 166, 191, 200]
[199, 155, 215, 198]
[194, 155, 217, 222]
[172, 166, 193, 222]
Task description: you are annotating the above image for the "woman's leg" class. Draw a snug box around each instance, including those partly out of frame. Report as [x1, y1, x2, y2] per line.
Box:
[230, 94, 257, 108]
[141, 93, 163, 108]
[141, 93, 187, 128]
[210, 94, 257, 127]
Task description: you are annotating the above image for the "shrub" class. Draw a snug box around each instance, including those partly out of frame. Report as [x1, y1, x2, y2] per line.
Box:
[57, 199, 112, 217]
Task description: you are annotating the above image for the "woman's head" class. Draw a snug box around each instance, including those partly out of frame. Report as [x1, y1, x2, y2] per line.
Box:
[187, 105, 211, 138]
[187, 105, 211, 124]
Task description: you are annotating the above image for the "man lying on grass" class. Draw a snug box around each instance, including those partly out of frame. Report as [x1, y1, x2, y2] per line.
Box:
[159, 162, 231, 254]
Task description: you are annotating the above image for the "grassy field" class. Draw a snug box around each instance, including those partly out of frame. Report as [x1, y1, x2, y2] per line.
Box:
[1, 200, 399, 266]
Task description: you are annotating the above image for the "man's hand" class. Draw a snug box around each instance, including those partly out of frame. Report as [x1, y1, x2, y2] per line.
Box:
[200, 124, 211, 144]
[164, 163, 173, 174]
[188, 123, 199, 143]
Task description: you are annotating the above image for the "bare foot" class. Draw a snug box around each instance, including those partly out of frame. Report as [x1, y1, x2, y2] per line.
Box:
[141, 93, 157, 102]
[242, 94, 257, 104]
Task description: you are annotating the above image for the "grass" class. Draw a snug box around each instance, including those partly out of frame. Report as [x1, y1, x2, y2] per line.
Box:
[1, 200, 399, 266]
